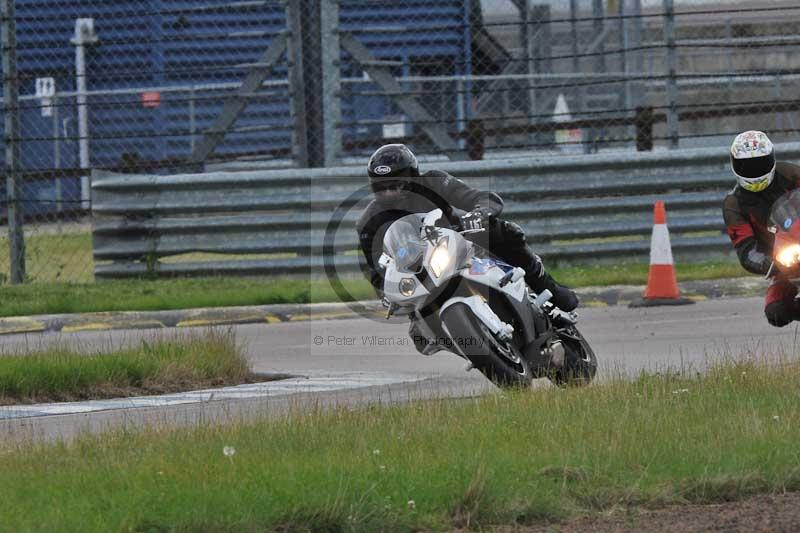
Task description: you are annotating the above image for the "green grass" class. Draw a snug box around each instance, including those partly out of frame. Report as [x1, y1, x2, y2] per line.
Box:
[0, 260, 748, 318]
[0, 230, 95, 284]
[0, 276, 375, 317]
[553, 260, 749, 288]
[0, 329, 253, 404]
[1, 357, 799, 531]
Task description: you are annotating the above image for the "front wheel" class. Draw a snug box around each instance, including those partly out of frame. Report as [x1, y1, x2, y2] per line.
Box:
[440, 304, 532, 389]
[550, 326, 597, 387]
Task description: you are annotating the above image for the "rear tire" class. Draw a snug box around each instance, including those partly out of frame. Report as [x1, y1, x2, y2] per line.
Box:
[441, 304, 532, 389]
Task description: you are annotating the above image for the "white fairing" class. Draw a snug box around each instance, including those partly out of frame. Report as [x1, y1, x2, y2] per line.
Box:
[440, 295, 507, 337]
[422, 209, 445, 228]
[378, 252, 392, 270]
[383, 258, 430, 305]
[381, 210, 529, 350]
[461, 263, 527, 302]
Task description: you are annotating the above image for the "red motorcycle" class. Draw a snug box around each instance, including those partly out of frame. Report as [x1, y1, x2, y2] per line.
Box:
[769, 189, 800, 275]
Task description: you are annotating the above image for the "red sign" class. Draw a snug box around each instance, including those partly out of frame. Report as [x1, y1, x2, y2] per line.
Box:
[141, 91, 161, 108]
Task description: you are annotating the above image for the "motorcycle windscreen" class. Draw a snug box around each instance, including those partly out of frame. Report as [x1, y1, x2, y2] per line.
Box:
[770, 189, 800, 237]
[383, 214, 426, 273]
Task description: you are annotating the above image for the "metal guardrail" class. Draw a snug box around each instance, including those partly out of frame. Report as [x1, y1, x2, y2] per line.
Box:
[91, 142, 800, 279]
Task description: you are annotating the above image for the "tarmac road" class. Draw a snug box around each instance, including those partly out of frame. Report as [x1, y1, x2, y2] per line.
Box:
[2, 295, 798, 442]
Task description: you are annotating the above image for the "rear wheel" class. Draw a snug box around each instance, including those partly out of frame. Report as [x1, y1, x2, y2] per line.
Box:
[441, 304, 532, 389]
[551, 326, 597, 387]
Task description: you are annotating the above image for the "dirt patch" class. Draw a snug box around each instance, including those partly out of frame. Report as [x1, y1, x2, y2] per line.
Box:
[514, 492, 800, 532]
[0, 372, 294, 405]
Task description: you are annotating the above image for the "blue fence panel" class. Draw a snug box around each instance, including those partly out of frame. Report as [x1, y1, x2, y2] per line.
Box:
[8, 0, 474, 178]
[339, 0, 470, 153]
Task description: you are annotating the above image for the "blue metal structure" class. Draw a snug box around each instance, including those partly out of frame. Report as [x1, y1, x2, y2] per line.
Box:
[8, 0, 472, 173]
[340, 1, 470, 148]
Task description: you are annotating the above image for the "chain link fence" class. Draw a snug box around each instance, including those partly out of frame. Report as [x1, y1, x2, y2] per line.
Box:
[2, 0, 799, 284]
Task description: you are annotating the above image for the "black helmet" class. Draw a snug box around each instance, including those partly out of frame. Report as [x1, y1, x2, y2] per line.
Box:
[367, 144, 419, 194]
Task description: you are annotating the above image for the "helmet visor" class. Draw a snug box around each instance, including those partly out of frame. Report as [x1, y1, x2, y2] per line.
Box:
[732, 153, 775, 179]
[370, 179, 408, 194]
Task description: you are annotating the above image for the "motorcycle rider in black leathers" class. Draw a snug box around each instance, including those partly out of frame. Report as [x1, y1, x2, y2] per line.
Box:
[356, 144, 579, 349]
[722, 130, 800, 327]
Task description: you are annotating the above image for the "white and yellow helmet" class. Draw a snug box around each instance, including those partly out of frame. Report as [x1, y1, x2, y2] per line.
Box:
[730, 130, 776, 193]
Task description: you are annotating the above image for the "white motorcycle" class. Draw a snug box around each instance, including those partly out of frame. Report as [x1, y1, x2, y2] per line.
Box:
[380, 209, 597, 389]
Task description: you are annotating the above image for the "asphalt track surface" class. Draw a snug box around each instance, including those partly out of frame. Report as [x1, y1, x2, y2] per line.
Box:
[2, 295, 799, 442]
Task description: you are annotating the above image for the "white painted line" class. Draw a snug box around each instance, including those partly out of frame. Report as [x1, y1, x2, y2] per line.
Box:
[0, 371, 429, 420]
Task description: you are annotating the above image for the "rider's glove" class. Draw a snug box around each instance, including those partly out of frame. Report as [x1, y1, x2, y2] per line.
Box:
[459, 206, 494, 231]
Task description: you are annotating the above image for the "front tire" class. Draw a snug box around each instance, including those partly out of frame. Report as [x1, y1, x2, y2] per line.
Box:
[551, 326, 597, 387]
[441, 304, 532, 389]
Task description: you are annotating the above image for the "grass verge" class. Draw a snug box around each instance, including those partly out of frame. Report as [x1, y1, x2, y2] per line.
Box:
[0, 329, 260, 404]
[0, 229, 94, 284]
[0, 260, 748, 318]
[1, 357, 798, 530]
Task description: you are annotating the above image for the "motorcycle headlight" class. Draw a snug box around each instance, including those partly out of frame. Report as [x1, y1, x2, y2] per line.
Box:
[399, 277, 417, 296]
[429, 239, 451, 278]
[777, 244, 800, 268]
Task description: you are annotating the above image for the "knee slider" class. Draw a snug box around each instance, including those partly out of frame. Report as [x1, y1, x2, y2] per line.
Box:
[765, 301, 793, 327]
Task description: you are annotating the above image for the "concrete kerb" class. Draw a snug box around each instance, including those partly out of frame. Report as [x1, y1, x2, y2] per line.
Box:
[0, 277, 768, 337]
[0, 301, 387, 336]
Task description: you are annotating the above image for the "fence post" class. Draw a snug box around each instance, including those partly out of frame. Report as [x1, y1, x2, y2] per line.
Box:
[635, 106, 654, 151]
[286, 0, 310, 167]
[663, 0, 679, 149]
[587, 0, 605, 153]
[53, 92, 63, 233]
[300, 0, 324, 167]
[725, 18, 734, 93]
[189, 86, 196, 152]
[1, 0, 25, 284]
[288, 0, 340, 168]
[151, 0, 166, 163]
[519, 4, 531, 122]
[630, 0, 644, 107]
[320, 0, 341, 167]
[71, 18, 97, 209]
[619, 0, 630, 146]
[536, 6, 551, 147]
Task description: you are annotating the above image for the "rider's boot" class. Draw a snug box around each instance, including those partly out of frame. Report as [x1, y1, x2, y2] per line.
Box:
[765, 298, 800, 328]
[526, 267, 579, 312]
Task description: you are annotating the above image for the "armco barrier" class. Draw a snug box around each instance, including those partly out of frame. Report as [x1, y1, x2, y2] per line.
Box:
[91, 143, 800, 279]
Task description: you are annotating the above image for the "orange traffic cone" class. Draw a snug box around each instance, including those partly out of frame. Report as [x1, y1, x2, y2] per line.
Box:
[629, 201, 694, 307]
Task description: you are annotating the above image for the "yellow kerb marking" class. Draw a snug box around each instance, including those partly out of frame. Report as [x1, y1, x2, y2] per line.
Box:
[581, 300, 610, 308]
[176, 319, 215, 328]
[177, 315, 264, 328]
[62, 323, 113, 333]
[289, 311, 356, 321]
[0, 318, 47, 335]
[127, 321, 166, 329]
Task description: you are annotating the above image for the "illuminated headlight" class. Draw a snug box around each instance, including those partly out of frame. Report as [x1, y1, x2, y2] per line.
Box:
[777, 244, 800, 268]
[399, 277, 417, 296]
[429, 239, 451, 278]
